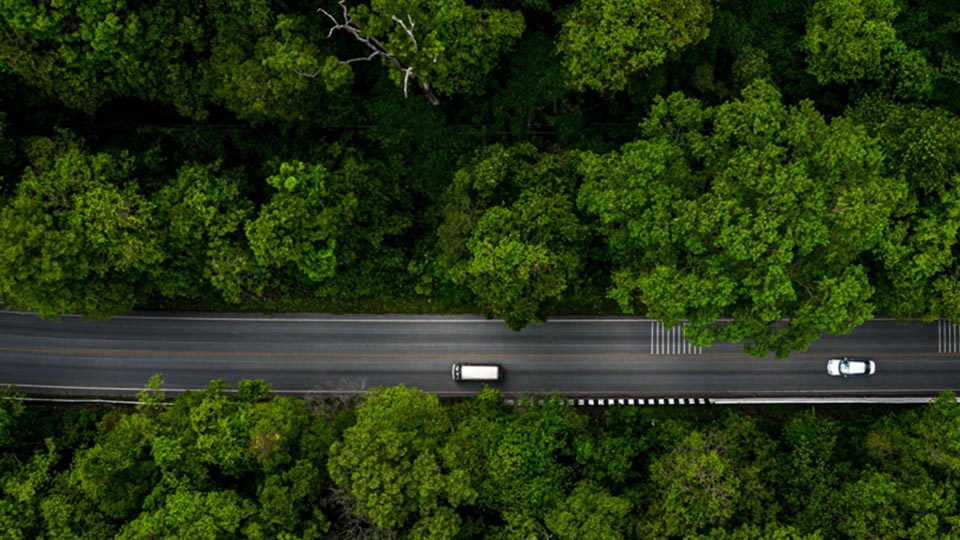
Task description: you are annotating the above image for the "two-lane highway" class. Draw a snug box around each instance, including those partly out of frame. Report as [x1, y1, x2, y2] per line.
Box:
[1, 311, 958, 397]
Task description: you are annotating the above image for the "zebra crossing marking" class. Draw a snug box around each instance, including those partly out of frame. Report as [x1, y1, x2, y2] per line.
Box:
[650, 321, 703, 355]
[939, 319, 960, 353]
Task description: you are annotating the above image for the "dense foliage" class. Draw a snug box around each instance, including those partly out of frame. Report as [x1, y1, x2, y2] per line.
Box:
[2, 0, 960, 356]
[2, 381, 960, 539]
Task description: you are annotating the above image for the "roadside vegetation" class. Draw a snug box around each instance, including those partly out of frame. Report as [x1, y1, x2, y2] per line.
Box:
[1, 1, 959, 359]
[1, 381, 958, 539]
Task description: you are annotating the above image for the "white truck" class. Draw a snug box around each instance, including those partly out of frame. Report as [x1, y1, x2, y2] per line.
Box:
[451, 363, 502, 382]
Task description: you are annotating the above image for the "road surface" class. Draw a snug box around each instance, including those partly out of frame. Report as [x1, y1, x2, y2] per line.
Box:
[1, 311, 958, 398]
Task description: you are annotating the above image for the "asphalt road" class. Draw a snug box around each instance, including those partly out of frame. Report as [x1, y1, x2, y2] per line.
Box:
[1, 311, 959, 398]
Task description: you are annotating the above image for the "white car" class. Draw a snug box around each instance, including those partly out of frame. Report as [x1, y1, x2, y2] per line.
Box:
[826, 357, 876, 377]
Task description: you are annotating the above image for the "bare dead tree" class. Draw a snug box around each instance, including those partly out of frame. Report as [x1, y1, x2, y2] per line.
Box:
[300, 0, 440, 105]
[323, 485, 400, 540]
[306, 377, 369, 420]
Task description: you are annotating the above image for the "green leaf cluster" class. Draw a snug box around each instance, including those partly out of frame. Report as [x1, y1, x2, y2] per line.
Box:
[558, 0, 713, 91]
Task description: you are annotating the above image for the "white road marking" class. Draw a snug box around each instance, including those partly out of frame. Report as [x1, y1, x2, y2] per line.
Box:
[0, 310, 909, 324]
[713, 397, 960, 404]
[650, 321, 703, 354]
[1, 310, 655, 323]
[939, 319, 960, 353]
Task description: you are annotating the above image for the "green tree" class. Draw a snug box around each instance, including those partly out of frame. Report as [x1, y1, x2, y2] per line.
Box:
[116, 489, 256, 540]
[545, 481, 633, 540]
[827, 393, 960, 539]
[910, 392, 960, 478]
[0, 378, 339, 539]
[188, 382, 261, 478]
[894, 0, 960, 104]
[578, 80, 905, 357]
[0, 438, 57, 540]
[244, 147, 413, 301]
[442, 387, 509, 512]
[245, 159, 358, 287]
[327, 385, 473, 536]
[321, 0, 524, 102]
[0, 0, 172, 113]
[849, 100, 960, 322]
[689, 523, 825, 540]
[777, 410, 842, 530]
[205, 11, 351, 123]
[136, 374, 166, 416]
[557, 0, 713, 91]
[802, 0, 935, 98]
[174, 381, 333, 538]
[485, 397, 584, 518]
[40, 488, 119, 540]
[831, 471, 958, 540]
[0, 386, 24, 448]
[150, 162, 259, 304]
[243, 460, 331, 539]
[487, 32, 569, 137]
[803, 0, 899, 84]
[780, 409, 841, 515]
[646, 413, 776, 537]
[309, 145, 414, 302]
[574, 406, 652, 488]
[438, 143, 586, 330]
[0, 133, 160, 317]
[649, 429, 740, 535]
[866, 392, 960, 481]
[0, 0, 349, 121]
[69, 414, 157, 520]
[73, 378, 333, 538]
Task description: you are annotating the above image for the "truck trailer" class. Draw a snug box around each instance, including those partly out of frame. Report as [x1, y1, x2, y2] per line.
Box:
[451, 363, 502, 382]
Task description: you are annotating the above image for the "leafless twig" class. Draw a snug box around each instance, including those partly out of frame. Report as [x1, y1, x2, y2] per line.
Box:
[301, 0, 439, 105]
[391, 14, 417, 50]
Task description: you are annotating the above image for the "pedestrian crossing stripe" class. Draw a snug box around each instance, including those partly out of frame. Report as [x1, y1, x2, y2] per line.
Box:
[939, 319, 960, 353]
[650, 321, 703, 355]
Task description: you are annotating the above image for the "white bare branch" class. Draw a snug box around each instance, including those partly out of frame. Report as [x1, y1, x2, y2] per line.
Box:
[402, 67, 413, 97]
[342, 51, 380, 64]
[292, 66, 321, 78]
[392, 14, 417, 51]
[316, 8, 340, 36]
[306, 0, 440, 105]
[316, 0, 386, 60]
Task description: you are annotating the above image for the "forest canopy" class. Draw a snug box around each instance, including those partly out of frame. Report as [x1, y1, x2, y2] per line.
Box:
[1, 0, 960, 357]
[1, 380, 959, 539]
